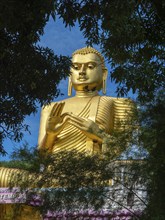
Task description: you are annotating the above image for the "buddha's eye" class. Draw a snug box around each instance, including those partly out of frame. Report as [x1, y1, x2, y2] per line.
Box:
[72, 64, 80, 70]
[88, 63, 95, 69]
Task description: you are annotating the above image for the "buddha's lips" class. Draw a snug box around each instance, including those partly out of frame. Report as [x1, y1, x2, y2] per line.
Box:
[77, 76, 88, 81]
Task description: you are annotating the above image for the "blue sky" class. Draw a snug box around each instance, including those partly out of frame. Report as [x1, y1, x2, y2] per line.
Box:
[1, 17, 135, 161]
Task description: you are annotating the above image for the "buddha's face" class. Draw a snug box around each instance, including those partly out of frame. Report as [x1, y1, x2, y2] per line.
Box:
[70, 53, 103, 92]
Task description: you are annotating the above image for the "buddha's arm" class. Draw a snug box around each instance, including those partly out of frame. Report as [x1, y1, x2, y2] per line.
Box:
[112, 98, 135, 130]
[39, 103, 71, 153]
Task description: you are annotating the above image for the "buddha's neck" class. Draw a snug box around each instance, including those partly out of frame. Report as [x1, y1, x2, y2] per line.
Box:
[75, 90, 98, 97]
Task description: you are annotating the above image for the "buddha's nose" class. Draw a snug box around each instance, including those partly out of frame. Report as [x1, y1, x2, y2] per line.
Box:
[79, 65, 86, 75]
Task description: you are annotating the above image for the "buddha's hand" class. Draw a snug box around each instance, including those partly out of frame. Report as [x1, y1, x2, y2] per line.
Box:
[46, 102, 70, 136]
[68, 114, 103, 143]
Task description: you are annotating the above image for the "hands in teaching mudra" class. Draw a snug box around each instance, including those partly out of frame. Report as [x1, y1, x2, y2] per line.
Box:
[42, 101, 103, 154]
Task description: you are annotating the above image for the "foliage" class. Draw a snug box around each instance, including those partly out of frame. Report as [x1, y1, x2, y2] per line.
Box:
[0, 0, 71, 153]
[2, 146, 113, 211]
[138, 91, 165, 219]
[0, 144, 41, 171]
[55, 0, 165, 102]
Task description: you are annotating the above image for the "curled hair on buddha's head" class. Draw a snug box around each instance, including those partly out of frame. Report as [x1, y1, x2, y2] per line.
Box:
[72, 46, 106, 69]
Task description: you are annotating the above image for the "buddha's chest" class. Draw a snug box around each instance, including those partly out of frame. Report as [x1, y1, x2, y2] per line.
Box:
[61, 97, 97, 116]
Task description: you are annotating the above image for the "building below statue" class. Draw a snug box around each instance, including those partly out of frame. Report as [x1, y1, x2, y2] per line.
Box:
[0, 160, 146, 220]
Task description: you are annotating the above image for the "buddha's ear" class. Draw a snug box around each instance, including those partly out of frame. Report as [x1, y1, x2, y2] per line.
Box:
[68, 76, 72, 96]
[102, 68, 108, 94]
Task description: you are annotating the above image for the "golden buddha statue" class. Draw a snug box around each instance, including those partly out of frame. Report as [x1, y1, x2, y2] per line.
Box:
[38, 46, 133, 155]
[0, 47, 133, 188]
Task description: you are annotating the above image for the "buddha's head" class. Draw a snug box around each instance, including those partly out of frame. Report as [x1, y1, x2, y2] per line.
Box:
[68, 47, 108, 96]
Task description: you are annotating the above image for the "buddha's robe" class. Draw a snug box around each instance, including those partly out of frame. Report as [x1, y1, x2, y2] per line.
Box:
[38, 96, 133, 154]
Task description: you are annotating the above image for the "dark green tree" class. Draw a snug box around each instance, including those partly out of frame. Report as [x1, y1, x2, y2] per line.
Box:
[0, 0, 71, 154]
[138, 91, 165, 219]
[55, 0, 165, 101]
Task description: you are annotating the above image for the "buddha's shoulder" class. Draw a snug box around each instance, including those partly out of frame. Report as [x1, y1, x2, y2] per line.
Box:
[101, 96, 133, 104]
[100, 96, 134, 111]
[41, 97, 76, 113]
[41, 100, 62, 113]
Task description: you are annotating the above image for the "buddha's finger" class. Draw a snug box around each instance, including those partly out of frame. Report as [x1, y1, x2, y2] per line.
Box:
[52, 103, 62, 116]
[52, 102, 65, 117]
[59, 102, 65, 115]
[50, 103, 58, 117]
